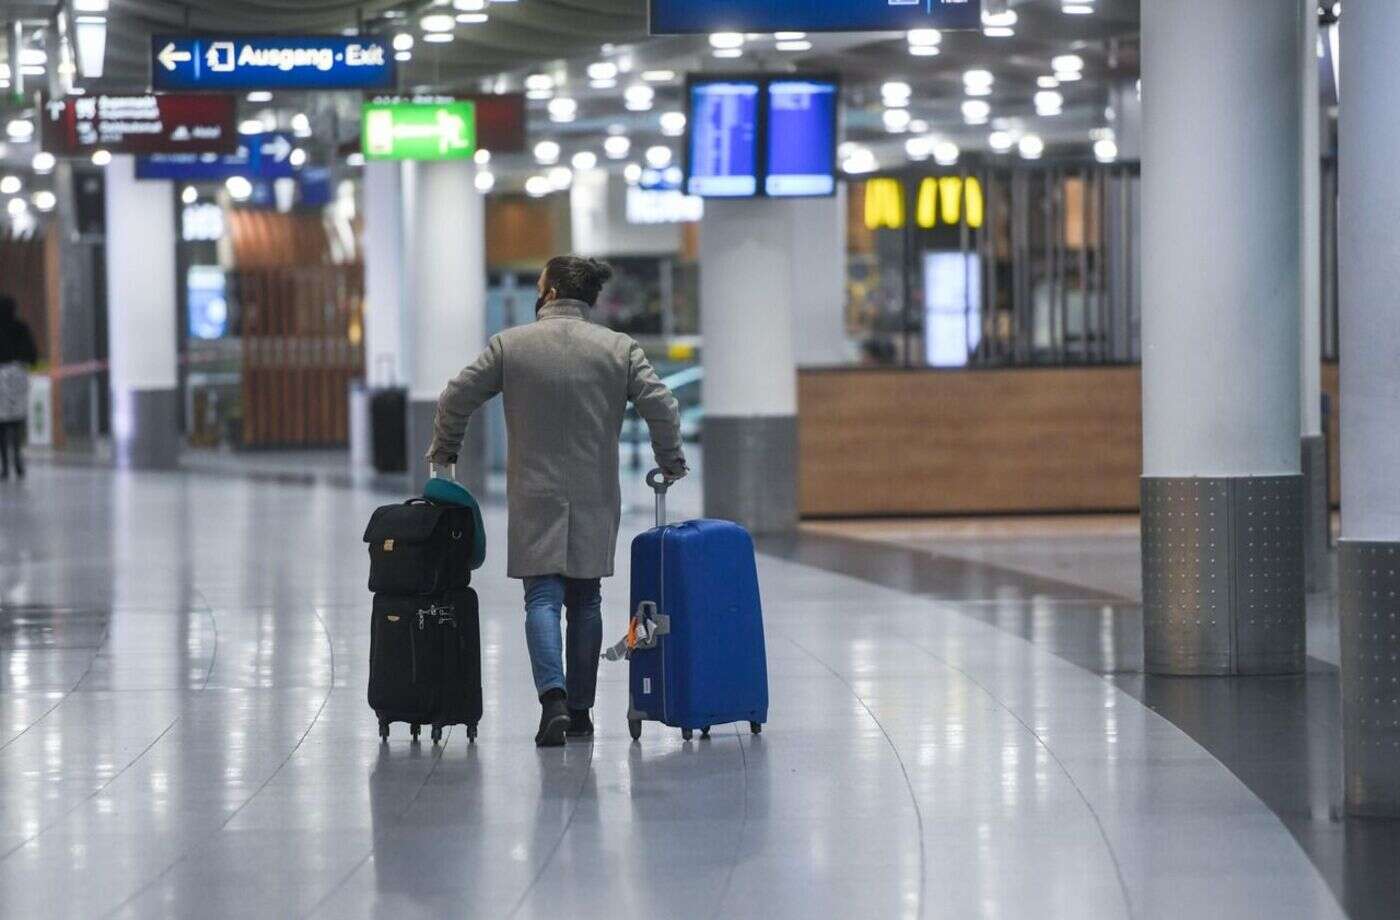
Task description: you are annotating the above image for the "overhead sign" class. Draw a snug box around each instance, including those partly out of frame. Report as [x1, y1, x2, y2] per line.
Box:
[361, 101, 476, 161]
[650, 0, 981, 33]
[42, 93, 238, 155]
[151, 34, 395, 91]
[366, 93, 526, 152]
[135, 132, 299, 181]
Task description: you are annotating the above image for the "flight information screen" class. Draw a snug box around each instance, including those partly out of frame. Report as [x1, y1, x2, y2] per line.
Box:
[765, 80, 838, 197]
[651, 0, 982, 34]
[686, 80, 760, 198]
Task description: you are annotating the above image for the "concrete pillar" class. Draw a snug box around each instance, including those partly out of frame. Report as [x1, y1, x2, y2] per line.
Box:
[104, 155, 179, 469]
[1300, 1, 1329, 593]
[699, 198, 805, 533]
[1139, 0, 1305, 675]
[403, 160, 488, 495]
[362, 161, 409, 387]
[788, 189, 851, 367]
[1338, 0, 1400, 817]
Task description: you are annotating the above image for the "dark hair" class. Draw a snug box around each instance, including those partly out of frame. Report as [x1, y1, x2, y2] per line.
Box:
[543, 256, 614, 306]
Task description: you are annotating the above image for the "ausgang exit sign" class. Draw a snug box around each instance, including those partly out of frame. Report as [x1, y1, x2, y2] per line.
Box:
[361, 101, 477, 161]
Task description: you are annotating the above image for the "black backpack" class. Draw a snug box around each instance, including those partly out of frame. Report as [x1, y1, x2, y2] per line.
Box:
[363, 498, 476, 595]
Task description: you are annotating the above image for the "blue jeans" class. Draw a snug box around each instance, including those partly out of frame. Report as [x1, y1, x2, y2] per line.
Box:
[522, 575, 603, 707]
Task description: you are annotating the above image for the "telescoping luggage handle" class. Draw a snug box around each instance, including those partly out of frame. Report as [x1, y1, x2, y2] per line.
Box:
[646, 467, 670, 527]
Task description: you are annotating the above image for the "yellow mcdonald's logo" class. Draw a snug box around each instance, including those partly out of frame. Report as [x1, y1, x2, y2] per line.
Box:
[866, 176, 985, 231]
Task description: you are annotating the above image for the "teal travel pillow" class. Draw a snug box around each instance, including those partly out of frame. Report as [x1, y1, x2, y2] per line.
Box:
[423, 477, 487, 570]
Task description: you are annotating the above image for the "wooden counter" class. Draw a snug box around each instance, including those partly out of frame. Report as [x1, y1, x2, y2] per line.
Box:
[799, 364, 1341, 518]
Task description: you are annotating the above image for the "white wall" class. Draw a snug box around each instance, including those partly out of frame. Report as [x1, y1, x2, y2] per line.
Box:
[569, 170, 683, 258]
[105, 155, 177, 391]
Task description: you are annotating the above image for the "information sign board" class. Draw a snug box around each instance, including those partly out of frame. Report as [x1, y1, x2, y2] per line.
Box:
[361, 101, 476, 161]
[151, 34, 395, 91]
[42, 93, 238, 155]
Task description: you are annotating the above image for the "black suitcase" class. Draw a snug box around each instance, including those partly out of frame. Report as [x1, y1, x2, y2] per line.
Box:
[363, 498, 476, 595]
[370, 388, 408, 473]
[368, 589, 482, 743]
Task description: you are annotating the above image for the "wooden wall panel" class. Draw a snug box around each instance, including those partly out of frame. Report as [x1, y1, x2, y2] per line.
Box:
[798, 366, 1144, 517]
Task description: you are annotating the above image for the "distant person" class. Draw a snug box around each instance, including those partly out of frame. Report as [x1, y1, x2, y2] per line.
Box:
[0, 295, 38, 480]
[426, 256, 687, 747]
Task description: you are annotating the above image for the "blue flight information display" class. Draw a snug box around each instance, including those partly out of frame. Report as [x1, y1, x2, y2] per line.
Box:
[151, 34, 395, 91]
[765, 80, 838, 197]
[686, 80, 760, 198]
[651, 0, 981, 34]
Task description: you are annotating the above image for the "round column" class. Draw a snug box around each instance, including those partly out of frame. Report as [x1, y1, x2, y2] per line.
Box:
[1139, 0, 1304, 674]
[404, 160, 487, 495]
[105, 155, 180, 469]
[1338, 0, 1400, 816]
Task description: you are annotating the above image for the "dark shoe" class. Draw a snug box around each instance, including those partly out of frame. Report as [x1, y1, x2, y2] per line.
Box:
[566, 708, 593, 738]
[535, 689, 569, 747]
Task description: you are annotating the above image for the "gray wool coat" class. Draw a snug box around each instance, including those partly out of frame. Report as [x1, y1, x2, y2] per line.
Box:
[426, 300, 686, 579]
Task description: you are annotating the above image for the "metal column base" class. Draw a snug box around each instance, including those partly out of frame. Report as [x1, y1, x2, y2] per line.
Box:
[1339, 541, 1400, 816]
[1301, 434, 1331, 592]
[1141, 475, 1305, 675]
[702, 415, 798, 534]
[406, 398, 488, 498]
[112, 387, 180, 470]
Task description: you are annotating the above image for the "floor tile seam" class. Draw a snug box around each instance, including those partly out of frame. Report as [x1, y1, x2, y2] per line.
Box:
[0, 618, 113, 756]
[704, 722, 751, 920]
[300, 729, 454, 920]
[503, 736, 597, 920]
[891, 626, 1136, 920]
[782, 632, 926, 919]
[100, 604, 338, 918]
[192, 587, 219, 692]
[0, 712, 183, 864]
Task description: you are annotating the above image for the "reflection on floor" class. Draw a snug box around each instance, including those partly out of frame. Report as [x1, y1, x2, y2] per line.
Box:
[0, 467, 1360, 919]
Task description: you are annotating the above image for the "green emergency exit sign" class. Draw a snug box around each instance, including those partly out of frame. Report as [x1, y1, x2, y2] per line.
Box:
[362, 101, 476, 160]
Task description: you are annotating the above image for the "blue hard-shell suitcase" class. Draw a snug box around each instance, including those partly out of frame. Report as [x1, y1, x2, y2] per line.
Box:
[627, 470, 769, 741]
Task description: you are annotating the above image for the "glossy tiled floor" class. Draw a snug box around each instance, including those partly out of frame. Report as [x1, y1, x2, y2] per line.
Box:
[0, 468, 1348, 919]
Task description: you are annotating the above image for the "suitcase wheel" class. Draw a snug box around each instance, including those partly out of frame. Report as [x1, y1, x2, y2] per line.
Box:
[700, 727, 711, 739]
[682, 728, 693, 741]
[750, 722, 762, 735]
[378, 720, 390, 740]
[410, 723, 421, 740]
[628, 718, 642, 741]
[467, 724, 478, 742]
[431, 725, 443, 744]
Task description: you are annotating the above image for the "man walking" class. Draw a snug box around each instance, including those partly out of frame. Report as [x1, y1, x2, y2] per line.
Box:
[426, 256, 687, 746]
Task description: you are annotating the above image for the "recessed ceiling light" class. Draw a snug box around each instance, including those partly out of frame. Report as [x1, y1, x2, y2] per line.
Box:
[456, 13, 488, 24]
[423, 32, 453, 43]
[641, 70, 675, 83]
[420, 12, 455, 32]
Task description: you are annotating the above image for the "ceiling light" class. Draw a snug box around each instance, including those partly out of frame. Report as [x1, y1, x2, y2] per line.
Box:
[881, 81, 911, 106]
[590, 78, 617, 89]
[1052, 54, 1085, 74]
[474, 148, 491, 165]
[909, 44, 939, 57]
[1062, 2, 1095, 13]
[454, 0, 486, 10]
[989, 131, 1015, 153]
[962, 99, 990, 124]
[1034, 91, 1064, 115]
[1055, 70, 1083, 82]
[225, 175, 253, 200]
[624, 163, 643, 184]
[774, 32, 806, 41]
[181, 185, 198, 205]
[641, 70, 675, 82]
[982, 9, 1017, 37]
[709, 32, 744, 49]
[346, 152, 365, 167]
[526, 74, 554, 91]
[423, 33, 453, 43]
[588, 62, 618, 81]
[525, 175, 551, 198]
[625, 84, 654, 111]
[645, 145, 673, 168]
[905, 136, 933, 160]
[474, 170, 495, 193]
[933, 141, 960, 167]
[247, 91, 273, 103]
[908, 119, 929, 134]
[74, 0, 109, 10]
[534, 140, 561, 164]
[291, 113, 312, 137]
[393, 33, 414, 52]
[842, 147, 878, 175]
[74, 16, 108, 79]
[421, 12, 455, 32]
[882, 108, 911, 133]
[1018, 134, 1045, 160]
[548, 166, 573, 190]
[548, 97, 577, 122]
[713, 48, 742, 59]
[1037, 75, 1061, 89]
[571, 150, 597, 170]
[32, 190, 56, 211]
[659, 111, 686, 137]
[456, 13, 488, 24]
[238, 119, 263, 135]
[91, 149, 112, 167]
[7, 197, 27, 218]
[32, 152, 55, 174]
[776, 40, 812, 51]
[6, 119, 33, 141]
[395, 51, 412, 62]
[907, 29, 941, 47]
[604, 135, 631, 159]
[20, 49, 46, 66]
[289, 148, 307, 167]
[1094, 138, 1118, 163]
[0, 176, 20, 195]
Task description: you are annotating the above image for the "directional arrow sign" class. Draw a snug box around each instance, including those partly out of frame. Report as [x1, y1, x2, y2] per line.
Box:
[151, 34, 395, 91]
[135, 132, 299, 180]
[361, 101, 477, 161]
